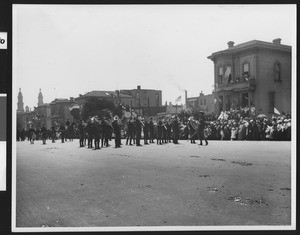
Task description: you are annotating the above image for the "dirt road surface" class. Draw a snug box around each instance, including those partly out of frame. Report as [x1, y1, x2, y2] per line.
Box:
[16, 140, 291, 229]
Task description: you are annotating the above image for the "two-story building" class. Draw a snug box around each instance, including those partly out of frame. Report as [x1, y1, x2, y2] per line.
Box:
[208, 39, 291, 116]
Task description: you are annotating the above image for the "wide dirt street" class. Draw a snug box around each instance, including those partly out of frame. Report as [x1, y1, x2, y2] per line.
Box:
[16, 139, 292, 228]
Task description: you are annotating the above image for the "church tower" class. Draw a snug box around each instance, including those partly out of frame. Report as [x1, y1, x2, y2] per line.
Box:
[38, 88, 44, 106]
[17, 88, 24, 112]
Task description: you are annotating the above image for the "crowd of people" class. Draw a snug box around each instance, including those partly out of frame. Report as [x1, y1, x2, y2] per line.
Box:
[16, 108, 291, 149]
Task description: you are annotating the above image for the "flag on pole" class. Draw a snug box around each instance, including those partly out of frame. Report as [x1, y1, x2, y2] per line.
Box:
[224, 66, 232, 84]
[274, 107, 281, 115]
[175, 96, 181, 102]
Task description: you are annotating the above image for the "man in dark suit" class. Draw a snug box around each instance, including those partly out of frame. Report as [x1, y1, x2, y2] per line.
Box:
[78, 120, 85, 147]
[112, 116, 121, 148]
[135, 117, 142, 146]
[126, 117, 134, 145]
[149, 117, 155, 143]
[172, 116, 180, 144]
[198, 113, 208, 146]
[157, 118, 163, 145]
[143, 117, 149, 145]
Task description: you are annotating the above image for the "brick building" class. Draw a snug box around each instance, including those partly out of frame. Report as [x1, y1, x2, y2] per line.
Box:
[186, 91, 216, 114]
[208, 39, 291, 116]
[120, 86, 163, 116]
[76, 86, 164, 116]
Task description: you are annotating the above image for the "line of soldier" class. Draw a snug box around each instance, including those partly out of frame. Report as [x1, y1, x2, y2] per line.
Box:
[20, 113, 208, 148]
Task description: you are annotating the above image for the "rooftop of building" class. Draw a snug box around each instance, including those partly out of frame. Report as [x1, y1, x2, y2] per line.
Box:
[50, 98, 75, 104]
[77, 90, 134, 99]
[208, 38, 291, 60]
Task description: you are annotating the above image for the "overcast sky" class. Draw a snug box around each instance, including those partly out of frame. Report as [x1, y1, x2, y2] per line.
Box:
[13, 4, 296, 109]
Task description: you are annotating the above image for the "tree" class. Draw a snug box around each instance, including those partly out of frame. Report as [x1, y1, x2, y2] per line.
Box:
[81, 97, 118, 121]
[70, 108, 81, 121]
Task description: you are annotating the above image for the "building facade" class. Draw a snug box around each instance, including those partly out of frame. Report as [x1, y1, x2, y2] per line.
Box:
[208, 39, 291, 116]
[186, 91, 216, 114]
[76, 86, 164, 116]
[49, 98, 76, 125]
[120, 86, 163, 116]
[35, 104, 51, 129]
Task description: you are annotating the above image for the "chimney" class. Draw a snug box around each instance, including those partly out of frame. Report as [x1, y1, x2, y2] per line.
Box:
[272, 38, 281, 45]
[137, 85, 141, 90]
[227, 41, 234, 48]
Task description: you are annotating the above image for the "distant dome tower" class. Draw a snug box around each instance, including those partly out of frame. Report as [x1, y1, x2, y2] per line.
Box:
[17, 88, 24, 112]
[38, 88, 44, 106]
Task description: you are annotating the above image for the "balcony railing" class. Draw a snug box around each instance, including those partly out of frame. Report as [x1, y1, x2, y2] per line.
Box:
[216, 76, 256, 92]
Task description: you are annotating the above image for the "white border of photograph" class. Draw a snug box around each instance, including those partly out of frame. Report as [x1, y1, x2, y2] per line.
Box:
[11, 4, 297, 232]
[0, 94, 6, 191]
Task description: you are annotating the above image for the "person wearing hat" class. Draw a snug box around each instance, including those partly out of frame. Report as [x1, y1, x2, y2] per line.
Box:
[166, 118, 172, 143]
[78, 120, 85, 147]
[135, 116, 142, 146]
[86, 119, 94, 148]
[156, 118, 163, 145]
[198, 114, 208, 145]
[149, 117, 155, 143]
[171, 116, 180, 144]
[112, 115, 122, 148]
[126, 117, 135, 145]
[93, 118, 101, 149]
[143, 117, 150, 145]
[101, 117, 110, 148]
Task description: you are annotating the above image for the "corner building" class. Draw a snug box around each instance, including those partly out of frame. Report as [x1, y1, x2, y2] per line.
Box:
[208, 39, 291, 116]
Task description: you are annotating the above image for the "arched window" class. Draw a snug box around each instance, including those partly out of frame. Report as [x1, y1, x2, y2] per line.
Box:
[274, 62, 281, 82]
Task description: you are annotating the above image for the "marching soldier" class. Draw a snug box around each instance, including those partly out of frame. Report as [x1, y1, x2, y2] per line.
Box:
[126, 117, 135, 145]
[198, 113, 208, 146]
[166, 119, 172, 143]
[101, 117, 111, 148]
[143, 117, 150, 145]
[172, 116, 180, 144]
[93, 118, 101, 149]
[157, 118, 163, 145]
[162, 118, 167, 144]
[112, 116, 121, 148]
[86, 119, 94, 148]
[78, 120, 85, 147]
[149, 117, 155, 143]
[135, 117, 142, 146]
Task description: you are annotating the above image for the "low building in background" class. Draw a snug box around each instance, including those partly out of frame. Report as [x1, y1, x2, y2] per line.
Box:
[165, 102, 184, 115]
[49, 98, 76, 125]
[76, 86, 164, 117]
[120, 85, 163, 116]
[186, 91, 216, 114]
